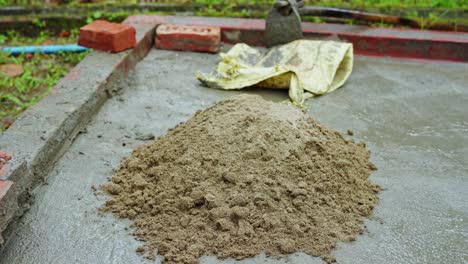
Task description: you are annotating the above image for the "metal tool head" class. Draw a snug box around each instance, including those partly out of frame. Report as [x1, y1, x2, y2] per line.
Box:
[265, 0, 304, 47]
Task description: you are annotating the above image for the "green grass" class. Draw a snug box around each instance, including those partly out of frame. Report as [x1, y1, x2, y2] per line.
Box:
[160, 0, 468, 9]
[1, 0, 467, 9]
[0, 30, 89, 131]
[305, 0, 467, 9]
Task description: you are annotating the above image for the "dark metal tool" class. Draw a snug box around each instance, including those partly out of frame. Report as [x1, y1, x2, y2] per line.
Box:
[265, 2, 467, 46]
[265, 0, 304, 47]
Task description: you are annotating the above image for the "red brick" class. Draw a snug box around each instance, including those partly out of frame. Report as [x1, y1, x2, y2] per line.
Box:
[0, 151, 11, 165]
[155, 24, 221, 53]
[0, 151, 11, 179]
[78, 20, 136, 53]
[0, 180, 13, 201]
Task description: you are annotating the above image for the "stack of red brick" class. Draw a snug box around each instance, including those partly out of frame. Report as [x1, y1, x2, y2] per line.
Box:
[78, 20, 222, 53]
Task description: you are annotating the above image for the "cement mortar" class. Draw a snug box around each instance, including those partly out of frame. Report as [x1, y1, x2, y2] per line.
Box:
[0, 49, 467, 264]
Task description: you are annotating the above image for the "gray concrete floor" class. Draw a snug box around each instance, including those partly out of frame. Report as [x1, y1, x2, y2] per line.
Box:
[1, 49, 467, 264]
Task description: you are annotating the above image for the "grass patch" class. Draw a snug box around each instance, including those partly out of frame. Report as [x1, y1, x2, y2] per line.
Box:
[305, 0, 467, 9]
[150, 0, 468, 9]
[1, 0, 467, 9]
[0, 30, 89, 131]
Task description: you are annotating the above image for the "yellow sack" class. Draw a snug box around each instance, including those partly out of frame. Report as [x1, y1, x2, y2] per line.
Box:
[197, 40, 353, 106]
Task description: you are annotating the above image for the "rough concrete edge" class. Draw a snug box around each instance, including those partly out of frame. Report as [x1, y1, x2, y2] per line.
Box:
[0, 21, 156, 247]
[126, 15, 468, 62]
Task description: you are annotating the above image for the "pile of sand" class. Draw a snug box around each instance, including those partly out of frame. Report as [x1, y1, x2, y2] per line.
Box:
[102, 95, 380, 263]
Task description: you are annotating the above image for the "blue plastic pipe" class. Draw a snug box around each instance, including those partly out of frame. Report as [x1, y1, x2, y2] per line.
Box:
[2, 44, 89, 55]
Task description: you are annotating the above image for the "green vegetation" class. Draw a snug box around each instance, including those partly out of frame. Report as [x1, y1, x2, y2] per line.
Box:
[192, 0, 467, 9]
[195, 3, 266, 17]
[0, 28, 80, 46]
[317, 0, 466, 9]
[1, 0, 467, 9]
[0, 30, 89, 131]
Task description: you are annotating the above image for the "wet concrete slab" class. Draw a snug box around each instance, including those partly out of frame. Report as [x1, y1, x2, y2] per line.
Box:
[1, 49, 467, 264]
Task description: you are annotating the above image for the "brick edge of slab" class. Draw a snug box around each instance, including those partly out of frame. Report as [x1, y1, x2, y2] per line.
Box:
[127, 15, 468, 62]
[0, 22, 156, 246]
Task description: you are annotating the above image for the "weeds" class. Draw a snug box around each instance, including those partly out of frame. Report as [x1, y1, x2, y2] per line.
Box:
[0, 31, 89, 131]
[86, 10, 104, 24]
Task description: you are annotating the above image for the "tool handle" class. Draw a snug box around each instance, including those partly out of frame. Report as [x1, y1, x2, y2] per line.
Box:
[273, 0, 304, 16]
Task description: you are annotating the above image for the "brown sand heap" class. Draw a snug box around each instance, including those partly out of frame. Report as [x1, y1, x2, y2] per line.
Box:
[102, 94, 380, 264]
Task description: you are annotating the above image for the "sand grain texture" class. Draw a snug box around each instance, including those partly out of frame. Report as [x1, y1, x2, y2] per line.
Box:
[102, 95, 380, 263]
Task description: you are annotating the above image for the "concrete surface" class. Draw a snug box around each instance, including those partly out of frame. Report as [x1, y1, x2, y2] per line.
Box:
[0, 48, 467, 264]
[0, 23, 154, 241]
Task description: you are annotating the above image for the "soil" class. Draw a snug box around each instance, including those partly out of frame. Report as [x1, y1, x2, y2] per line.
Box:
[0, 64, 24, 78]
[102, 94, 380, 264]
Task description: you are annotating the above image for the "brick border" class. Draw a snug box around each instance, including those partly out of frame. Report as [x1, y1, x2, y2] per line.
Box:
[0, 21, 157, 245]
[127, 15, 468, 62]
[155, 24, 221, 53]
